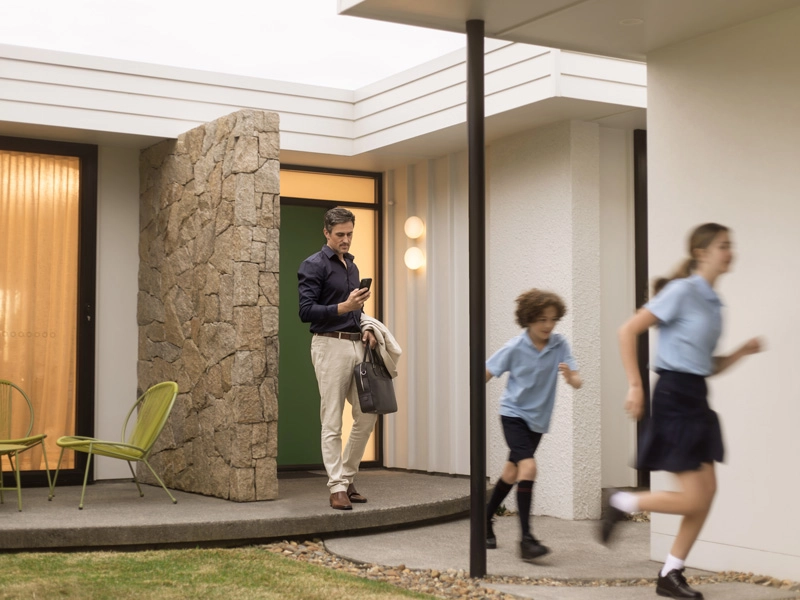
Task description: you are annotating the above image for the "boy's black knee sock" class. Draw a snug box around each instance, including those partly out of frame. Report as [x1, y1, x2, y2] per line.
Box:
[486, 478, 514, 522]
[517, 480, 534, 537]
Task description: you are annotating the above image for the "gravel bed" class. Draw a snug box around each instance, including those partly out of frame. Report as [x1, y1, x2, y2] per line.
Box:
[261, 540, 800, 599]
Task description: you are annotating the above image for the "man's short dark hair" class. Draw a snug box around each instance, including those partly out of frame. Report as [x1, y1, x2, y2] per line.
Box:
[324, 207, 355, 232]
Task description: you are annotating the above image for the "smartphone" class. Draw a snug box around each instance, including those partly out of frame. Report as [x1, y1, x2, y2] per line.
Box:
[359, 278, 372, 291]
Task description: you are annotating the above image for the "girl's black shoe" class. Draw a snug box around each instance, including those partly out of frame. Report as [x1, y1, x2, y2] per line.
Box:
[520, 534, 549, 562]
[656, 568, 704, 599]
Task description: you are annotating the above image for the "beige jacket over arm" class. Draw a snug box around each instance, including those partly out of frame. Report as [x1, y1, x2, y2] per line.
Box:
[360, 315, 402, 378]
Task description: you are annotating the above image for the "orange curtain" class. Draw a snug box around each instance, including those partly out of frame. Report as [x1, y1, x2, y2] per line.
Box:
[0, 150, 79, 470]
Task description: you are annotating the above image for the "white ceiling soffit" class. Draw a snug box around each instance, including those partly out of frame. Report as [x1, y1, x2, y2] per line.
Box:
[339, 0, 800, 60]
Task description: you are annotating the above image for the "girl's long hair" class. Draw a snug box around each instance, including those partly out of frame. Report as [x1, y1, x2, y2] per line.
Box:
[653, 223, 729, 295]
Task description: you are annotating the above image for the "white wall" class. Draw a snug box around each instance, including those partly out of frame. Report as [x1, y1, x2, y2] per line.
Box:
[647, 6, 800, 579]
[485, 121, 601, 520]
[599, 127, 637, 488]
[383, 119, 643, 519]
[95, 146, 140, 479]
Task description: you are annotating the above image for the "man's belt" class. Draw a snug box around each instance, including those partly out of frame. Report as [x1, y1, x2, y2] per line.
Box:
[314, 331, 362, 341]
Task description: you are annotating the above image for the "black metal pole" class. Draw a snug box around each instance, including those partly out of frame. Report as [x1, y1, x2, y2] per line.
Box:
[467, 18, 487, 579]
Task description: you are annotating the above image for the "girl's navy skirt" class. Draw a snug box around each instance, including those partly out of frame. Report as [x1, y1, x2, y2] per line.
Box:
[637, 370, 724, 473]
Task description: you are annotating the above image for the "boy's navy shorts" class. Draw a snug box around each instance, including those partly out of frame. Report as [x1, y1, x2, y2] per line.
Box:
[501, 416, 543, 464]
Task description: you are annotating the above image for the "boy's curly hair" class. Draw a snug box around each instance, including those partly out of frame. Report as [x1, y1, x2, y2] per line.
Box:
[515, 289, 566, 328]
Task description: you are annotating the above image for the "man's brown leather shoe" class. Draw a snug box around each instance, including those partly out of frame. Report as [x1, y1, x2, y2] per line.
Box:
[330, 491, 352, 510]
[347, 483, 367, 503]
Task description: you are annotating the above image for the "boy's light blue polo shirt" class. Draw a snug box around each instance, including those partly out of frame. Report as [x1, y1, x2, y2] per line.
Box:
[645, 274, 723, 376]
[487, 331, 577, 433]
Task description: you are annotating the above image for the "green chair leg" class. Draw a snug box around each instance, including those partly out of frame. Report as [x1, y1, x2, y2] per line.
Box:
[41, 444, 53, 500]
[143, 460, 177, 504]
[79, 451, 92, 510]
[12, 452, 21, 511]
[127, 461, 144, 497]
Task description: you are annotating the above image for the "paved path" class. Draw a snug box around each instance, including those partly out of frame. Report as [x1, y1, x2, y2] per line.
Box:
[325, 516, 798, 600]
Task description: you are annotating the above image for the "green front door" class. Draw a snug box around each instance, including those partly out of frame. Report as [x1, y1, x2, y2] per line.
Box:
[278, 204, 328, 466]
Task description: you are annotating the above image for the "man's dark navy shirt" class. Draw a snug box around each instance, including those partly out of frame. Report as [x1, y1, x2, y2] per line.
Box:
[298, 245, 362, 333]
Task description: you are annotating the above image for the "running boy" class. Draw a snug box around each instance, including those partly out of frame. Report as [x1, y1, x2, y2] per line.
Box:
[485, 289, 582, 561]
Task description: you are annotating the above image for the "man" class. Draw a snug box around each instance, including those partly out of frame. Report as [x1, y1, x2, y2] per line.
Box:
[298, 207, 377, 510]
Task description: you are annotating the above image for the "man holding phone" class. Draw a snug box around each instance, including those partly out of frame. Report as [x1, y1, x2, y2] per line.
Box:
[298, 207, 378, 510]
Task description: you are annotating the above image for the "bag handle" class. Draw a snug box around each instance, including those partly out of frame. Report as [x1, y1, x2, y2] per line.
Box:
[362, 343, 375, 363]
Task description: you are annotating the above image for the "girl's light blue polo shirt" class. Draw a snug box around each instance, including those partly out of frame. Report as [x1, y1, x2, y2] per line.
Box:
[487, 331, 577, 433]
[645, 274, 723, 376]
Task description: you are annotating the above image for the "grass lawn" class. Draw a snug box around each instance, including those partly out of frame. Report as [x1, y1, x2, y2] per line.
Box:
[0, 547, 435, 600]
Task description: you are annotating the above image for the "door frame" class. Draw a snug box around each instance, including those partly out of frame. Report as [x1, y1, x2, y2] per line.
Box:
[278, 164, 385, 471]
[0, 135, 96, 487]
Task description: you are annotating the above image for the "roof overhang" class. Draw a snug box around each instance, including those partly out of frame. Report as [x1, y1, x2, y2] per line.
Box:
[0, 41, 643, 171]
[339, 0, 800, 61]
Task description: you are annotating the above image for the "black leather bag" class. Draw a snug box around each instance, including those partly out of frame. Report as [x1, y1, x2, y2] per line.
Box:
[353, 344, 397, 415]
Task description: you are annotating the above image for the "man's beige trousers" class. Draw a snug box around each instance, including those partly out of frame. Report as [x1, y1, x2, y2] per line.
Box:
[311, 336, 378, 494]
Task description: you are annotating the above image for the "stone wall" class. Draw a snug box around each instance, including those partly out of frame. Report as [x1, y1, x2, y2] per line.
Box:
[137, 109, 280, 501]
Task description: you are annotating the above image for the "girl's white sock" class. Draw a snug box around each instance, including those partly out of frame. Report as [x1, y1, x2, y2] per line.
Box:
[609, 491, 639, 513]
[660, 554, 685, 577]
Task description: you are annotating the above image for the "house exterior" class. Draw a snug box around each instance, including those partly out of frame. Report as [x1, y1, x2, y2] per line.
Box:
[2, 0, 796, 579]
[340, 0, 800, 580]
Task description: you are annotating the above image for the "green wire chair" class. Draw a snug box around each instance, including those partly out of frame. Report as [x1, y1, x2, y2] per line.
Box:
[52, 381, 179, 510]
[0, 380, 53, 511]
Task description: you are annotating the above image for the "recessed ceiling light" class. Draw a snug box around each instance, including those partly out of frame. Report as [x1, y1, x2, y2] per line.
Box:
[619, 18, 644, 26]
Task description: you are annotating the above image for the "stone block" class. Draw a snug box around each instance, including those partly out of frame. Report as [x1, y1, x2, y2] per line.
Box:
[266, 420, 278, 458]
[215, 200, 233, 236]
[232, 385, 262, 425]
[183, 125, 205, 163]
[258, 272, 279, 306]
[264, 233, 280, 272]
[234, 306, 264, 349]
[172, 285, 195, 324]
[197, 322, 236, 365]
[182, 339, 205, 388]
[233, 262, 260, 306]
[261, 305, 279, 337]
[162, 153, 194, 187]
[164, 296, 185, 347]
[145, 321, 166, 342]
[229, 467, 256, 502]
[251, 422, 268, 459]
[194, 222, 216, 266]
[230, 136, 259, 174]
[254, 159, 279, 195]
[137, 291, 165, 325]
[234, 226, 254, 262]
[209, 226, 234, 275]
[255, 458, 278, 500]
[258, 196, 275, 229]
[265, 337, 279, 377]
[202, 294, 220, 321]
[258, 131, 280, 159]
[139, 266, 162, 297]
[233, 174, 257, 226]
[220, 355, 234, 391]
[260, 377, 278, 421]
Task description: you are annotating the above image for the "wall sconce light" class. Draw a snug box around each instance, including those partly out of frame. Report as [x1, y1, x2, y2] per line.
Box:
[404, 246, 425, 270]
[404, 216, 425, 239]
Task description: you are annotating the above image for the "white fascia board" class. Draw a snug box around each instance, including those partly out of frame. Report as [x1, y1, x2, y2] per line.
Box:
[0, 44, 353, 102]
[0, 42, 644, 156]
[354, 44, 555, 137]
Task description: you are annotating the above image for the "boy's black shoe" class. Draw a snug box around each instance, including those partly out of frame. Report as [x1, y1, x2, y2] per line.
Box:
[519, 534, 549, 562]
[486, 519, 497, 549]
[600, 491, 626, 544]
[656, 568, 704, 599]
